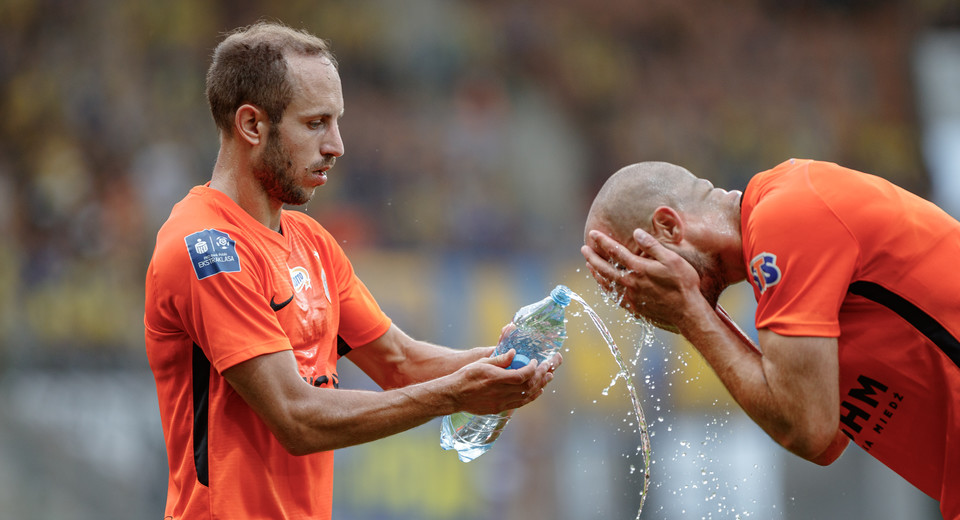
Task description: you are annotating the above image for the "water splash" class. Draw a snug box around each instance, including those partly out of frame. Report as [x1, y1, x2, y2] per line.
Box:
[567, 290, 652, 519]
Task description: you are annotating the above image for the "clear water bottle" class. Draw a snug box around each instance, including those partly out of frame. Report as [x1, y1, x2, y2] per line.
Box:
[440, 284, 572, 462]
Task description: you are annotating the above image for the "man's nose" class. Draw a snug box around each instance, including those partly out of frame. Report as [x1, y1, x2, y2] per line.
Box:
[322, 124, 344, 158]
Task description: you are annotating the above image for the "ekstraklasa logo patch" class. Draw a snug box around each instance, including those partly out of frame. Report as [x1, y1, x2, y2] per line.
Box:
[184, 229, 240, 280]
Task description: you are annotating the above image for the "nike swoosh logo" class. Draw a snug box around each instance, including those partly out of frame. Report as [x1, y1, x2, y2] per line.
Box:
[270, 294, 295, 312]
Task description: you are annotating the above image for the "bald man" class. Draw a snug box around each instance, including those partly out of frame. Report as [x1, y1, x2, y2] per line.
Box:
[582, 158, 960, 519]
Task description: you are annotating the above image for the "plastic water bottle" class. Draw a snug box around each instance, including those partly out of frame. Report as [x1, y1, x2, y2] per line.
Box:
[440, 284, 572, 462]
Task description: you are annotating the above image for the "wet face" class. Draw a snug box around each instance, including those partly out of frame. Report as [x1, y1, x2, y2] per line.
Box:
[583, 214, 725, 308]
[254, 55, 344, 206]
[583, 163, 743, 306]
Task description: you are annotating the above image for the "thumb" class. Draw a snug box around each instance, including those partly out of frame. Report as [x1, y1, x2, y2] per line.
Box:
[489, 348, 516, 368]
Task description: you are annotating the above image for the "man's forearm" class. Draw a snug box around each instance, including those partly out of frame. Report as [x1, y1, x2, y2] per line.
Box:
[346, 324, 494, 389]
[676, 298, 840, 461]
[716, 304, 761, 355]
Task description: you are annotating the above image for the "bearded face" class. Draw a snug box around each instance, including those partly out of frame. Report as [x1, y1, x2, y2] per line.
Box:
[252, 125, 314, 206]
[675, 246, 725, 309]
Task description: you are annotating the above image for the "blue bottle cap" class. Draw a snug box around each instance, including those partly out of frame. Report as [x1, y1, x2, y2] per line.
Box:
[550, 285, 571, 307]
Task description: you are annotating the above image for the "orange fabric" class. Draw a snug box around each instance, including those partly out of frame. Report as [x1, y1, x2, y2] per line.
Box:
[145, 186, 392, 519]
[741, 159, 960, 518]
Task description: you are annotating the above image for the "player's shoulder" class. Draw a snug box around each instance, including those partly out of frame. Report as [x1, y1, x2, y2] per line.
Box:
[160, 185, 221, 223]
[748, 159, 870, 203]
[151, 187, 252, 272]
[746, 159, 810, 206]
[760, 159, 872, 187]
[744, 160, 843, 233]
[752, 158, 838, 184]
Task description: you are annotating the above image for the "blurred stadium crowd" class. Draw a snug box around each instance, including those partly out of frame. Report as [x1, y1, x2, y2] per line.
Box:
[0, 0, 958, 518]
[1, 0, 955, 357]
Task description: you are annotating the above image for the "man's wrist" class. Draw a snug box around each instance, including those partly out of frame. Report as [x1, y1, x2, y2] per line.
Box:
[674, 294, 719, 339]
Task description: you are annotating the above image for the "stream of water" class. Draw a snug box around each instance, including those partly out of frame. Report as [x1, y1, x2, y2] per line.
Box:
[567, 290, 654, 520]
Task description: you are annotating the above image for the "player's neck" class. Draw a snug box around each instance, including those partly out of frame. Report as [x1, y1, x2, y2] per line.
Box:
[209, 148, 284, 233]
[726, 201, 747, 284]
[719, 210, 747, 286]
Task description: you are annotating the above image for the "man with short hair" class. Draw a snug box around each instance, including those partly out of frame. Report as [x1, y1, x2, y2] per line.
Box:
[581, 158, 960, 518]
[145, 22, 560, 519]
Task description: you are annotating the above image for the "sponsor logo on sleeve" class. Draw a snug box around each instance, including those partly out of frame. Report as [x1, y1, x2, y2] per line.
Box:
[184, 229, 240, 280]
[749, 252, 782, 294]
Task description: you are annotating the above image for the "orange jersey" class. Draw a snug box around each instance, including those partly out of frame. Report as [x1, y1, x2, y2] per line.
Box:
[741, 159, 960, 518]
[144, 186, 392, 519]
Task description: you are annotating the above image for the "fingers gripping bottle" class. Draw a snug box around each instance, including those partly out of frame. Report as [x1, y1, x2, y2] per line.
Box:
[440, 285, 572, 462]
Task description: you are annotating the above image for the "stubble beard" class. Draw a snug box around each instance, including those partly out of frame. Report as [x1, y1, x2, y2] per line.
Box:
[678, 248, 726, 309]
[254, 128, 313, 206]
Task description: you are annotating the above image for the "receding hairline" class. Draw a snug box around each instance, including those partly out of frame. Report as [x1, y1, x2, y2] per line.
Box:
[217, 21, 337, 65]
[205, 21, 338, 135]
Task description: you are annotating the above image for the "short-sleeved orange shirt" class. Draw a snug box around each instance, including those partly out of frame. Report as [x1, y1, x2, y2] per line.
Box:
[145, 186, 392, 519]
[741, 159, 960, 518]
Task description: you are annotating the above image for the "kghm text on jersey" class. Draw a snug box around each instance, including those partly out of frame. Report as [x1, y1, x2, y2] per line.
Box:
[839, 374, 904, 452]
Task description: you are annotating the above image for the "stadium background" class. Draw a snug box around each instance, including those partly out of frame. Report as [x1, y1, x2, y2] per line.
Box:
[1, 0, 958, 518]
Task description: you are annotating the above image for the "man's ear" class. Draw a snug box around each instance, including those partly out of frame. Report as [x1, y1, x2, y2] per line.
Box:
[650, 206, 684, 244]
[234, 104, 267, 146]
